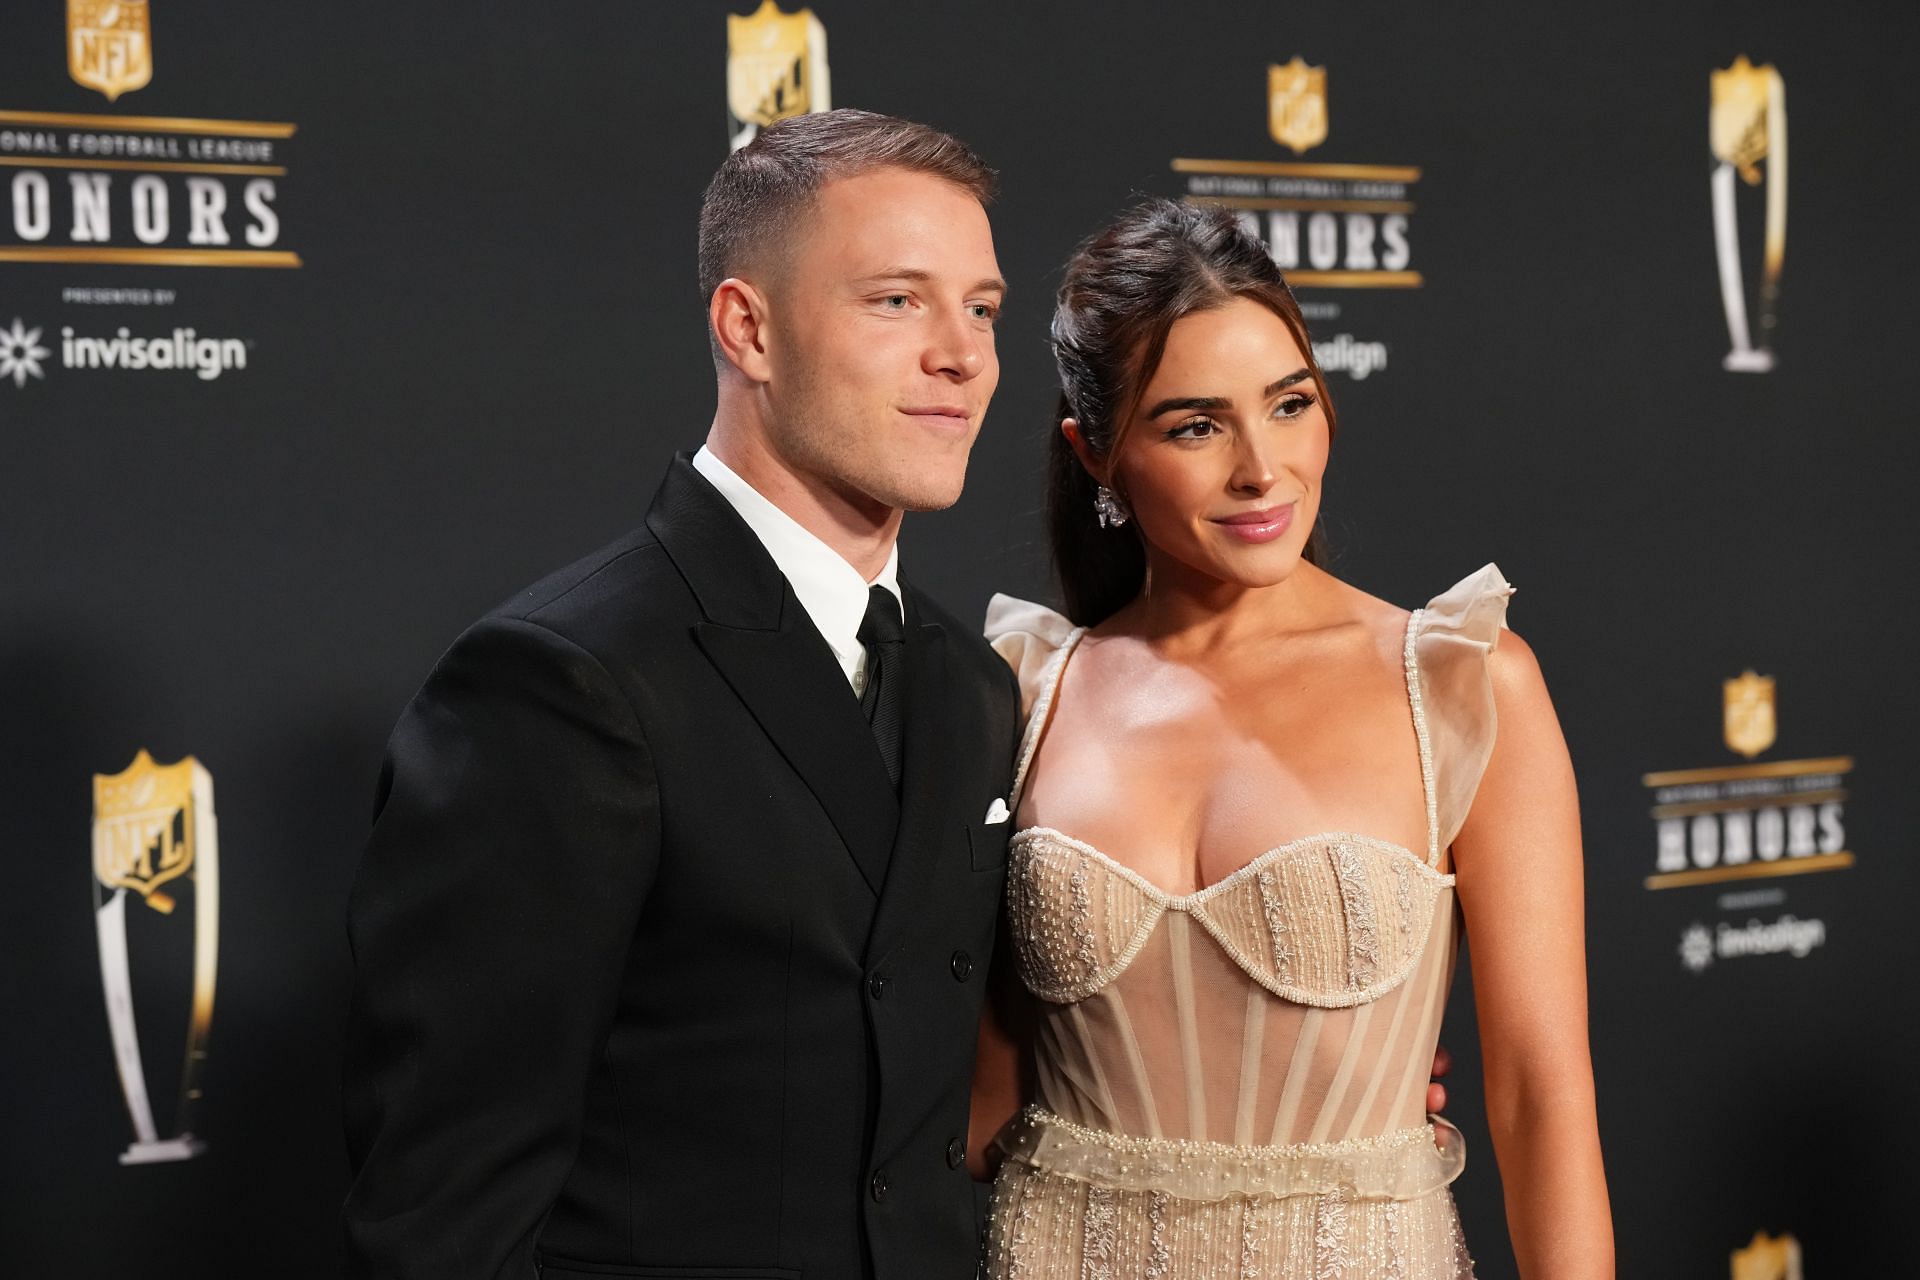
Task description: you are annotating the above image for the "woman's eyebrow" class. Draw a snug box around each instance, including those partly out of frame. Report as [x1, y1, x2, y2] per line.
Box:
[1145, 394, 1229, 418]
[1265, 368, 1312, 396]
[1146, 368, 1312, 419]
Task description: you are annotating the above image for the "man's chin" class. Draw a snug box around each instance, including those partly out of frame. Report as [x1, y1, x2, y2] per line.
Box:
[867, 465, 970, 514]
[884, 478, 968, 514]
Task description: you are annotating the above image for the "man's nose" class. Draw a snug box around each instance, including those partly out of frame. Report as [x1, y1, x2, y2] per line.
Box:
[923, 308, 986, 380]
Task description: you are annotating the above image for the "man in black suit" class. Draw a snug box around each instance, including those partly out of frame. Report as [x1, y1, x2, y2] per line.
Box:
[342, 110, 1018, 1280]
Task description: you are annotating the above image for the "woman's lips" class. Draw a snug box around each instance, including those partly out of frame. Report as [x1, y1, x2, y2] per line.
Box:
[1210, 503, 1295, 544]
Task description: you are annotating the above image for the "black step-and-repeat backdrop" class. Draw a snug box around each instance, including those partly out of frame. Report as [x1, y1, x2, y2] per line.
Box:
[5, 2, 1915, 1275]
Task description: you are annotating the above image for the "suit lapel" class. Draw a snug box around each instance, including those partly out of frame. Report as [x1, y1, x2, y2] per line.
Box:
[648, 455, 899, 896]
[694, 619, 898, 895]
[864, 593, 961, 963]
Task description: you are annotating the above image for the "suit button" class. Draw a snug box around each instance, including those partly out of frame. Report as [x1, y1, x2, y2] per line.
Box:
[950, 950, 974, 982]
[946, 1137, 967, 1169]
[870, 1169, 890, 1202]
[868, 974, 887, 1000]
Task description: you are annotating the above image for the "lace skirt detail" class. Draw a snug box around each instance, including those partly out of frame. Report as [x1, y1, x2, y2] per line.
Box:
[983, 1107, 1474, 1280]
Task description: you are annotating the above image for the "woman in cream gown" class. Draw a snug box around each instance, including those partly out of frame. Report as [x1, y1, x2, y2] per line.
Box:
[971, 201, 1612, 1279]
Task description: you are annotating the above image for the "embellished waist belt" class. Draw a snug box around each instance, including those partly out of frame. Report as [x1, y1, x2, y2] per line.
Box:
[997, 1105, 1466, 1204]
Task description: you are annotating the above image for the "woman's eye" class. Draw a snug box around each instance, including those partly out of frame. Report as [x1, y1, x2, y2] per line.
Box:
[1274, 392, 1317, 419]
[1167, 418, 1218, 440]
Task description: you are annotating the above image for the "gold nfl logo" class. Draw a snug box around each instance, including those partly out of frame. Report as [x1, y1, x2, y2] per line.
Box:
[1722, 669, 1776, 760]
[93, 749, 202, 914]
[1268, 57, 1327, 155]
[68, 0, 153, 102]
[727, 0, 830, 151]
[1730, 1231, 1803, 1280]
[1710, 56, 1776, 186]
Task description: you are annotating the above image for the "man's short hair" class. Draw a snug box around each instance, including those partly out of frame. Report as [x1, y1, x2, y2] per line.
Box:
[697, 109, 997, 316]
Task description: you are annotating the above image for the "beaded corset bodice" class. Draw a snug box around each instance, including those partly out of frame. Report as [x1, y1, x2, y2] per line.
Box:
[984, 566, 1513, 1152]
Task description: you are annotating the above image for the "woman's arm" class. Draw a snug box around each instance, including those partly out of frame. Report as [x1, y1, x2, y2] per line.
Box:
[1452, 630, 1614, 1278]
[967, 921, 1032, 1179]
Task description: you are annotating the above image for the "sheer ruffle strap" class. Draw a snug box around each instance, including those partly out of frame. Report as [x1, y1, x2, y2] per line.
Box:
[985, 593, 1078, 720]
[986, 594, 1088, 812]
[1412, 564, 1514, 853]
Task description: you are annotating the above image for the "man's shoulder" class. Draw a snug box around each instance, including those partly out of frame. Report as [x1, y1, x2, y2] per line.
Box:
[906, 583, 1015, 698]
[482, 524, 688, 655]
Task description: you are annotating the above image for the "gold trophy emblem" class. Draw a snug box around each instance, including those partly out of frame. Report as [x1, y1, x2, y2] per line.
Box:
[1722, 669, 1777, 760]
[1730, 1230, 1803, 1280]
[68, 0, 153, 102]
[1710, 56, 1786, 372]
[1268, 57, 1328, 155]
[92, 750, 218, 1163]
[726, 0, 831, 153]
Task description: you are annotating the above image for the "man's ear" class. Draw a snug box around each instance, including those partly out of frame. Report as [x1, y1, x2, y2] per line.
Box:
[710, 277, 773, 382]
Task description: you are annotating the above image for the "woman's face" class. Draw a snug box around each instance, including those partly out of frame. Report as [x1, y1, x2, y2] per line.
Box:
[1098, 296, 1331, 592]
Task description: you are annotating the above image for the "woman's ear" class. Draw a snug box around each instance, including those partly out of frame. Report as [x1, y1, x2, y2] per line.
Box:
[1061, 417, 1104, 481]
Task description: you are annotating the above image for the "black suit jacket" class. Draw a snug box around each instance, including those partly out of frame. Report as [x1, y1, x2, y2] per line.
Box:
[343, 455, 1020, 1280]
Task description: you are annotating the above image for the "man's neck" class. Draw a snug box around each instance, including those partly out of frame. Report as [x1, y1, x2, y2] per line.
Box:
[703, 421, 902, 583]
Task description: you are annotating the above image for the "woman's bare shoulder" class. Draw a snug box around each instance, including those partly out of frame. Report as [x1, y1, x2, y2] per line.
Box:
[1487, 625, 1552, 713]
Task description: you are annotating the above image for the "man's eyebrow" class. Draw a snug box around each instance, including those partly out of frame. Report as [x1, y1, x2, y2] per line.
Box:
[856, 268, 1008, 295]
[859, 267, 933, 285]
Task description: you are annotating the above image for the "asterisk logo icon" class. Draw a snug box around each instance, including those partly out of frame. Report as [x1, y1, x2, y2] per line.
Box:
[1679, 923, 1714, 973]
[0, 318, 50, 388]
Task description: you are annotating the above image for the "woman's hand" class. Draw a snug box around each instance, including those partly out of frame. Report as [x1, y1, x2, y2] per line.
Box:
[1426, 1043, 1451, 1115]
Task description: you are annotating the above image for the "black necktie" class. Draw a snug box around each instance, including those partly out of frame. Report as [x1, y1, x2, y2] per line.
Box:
[858, 585, 906, 788]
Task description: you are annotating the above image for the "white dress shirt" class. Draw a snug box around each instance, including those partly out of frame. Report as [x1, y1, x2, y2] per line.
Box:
[692, 445, 901, 695]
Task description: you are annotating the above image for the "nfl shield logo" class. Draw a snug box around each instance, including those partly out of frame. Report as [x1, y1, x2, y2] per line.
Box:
[1729, 1231, 1802, 1280]
[1711, 55, 1775, 184]
[1722, 670, 1777, 760]
[69, 0, 153, 102]
[93, 749, 203, 913]
[1268, 57, 1327, 155]
[727, 0, 830, 150]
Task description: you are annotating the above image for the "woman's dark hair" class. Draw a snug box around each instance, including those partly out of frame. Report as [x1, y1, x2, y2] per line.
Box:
[1048, 197, 1338, 625]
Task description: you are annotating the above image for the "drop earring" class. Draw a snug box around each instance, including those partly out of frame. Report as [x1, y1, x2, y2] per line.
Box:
[1093, 485, 1131, 529]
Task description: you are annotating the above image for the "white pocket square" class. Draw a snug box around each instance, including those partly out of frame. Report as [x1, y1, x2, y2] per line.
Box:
[984, 798, 1010, 825]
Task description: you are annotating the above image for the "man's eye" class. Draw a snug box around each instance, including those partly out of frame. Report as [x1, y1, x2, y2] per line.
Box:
[883, 295, 910, 310]
[969, 303, 998, 321]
